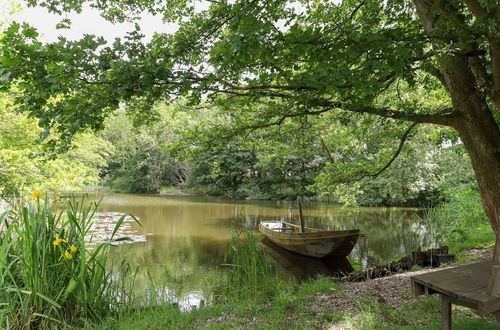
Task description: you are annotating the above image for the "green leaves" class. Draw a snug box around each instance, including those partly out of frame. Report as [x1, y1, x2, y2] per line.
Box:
[0, 92, 113, 196]
[0, 0, 454, 149]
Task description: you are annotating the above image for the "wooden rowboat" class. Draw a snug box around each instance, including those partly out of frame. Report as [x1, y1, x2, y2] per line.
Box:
[258, 221, 363, 258]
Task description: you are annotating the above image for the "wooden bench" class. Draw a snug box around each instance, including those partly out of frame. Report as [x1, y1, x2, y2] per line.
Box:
[411, 261, 500, 329]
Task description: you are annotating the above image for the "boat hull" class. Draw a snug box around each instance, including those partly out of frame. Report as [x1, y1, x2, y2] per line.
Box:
[259, 221, 361, 258]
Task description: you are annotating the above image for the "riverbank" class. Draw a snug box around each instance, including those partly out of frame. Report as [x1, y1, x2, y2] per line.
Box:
[1, 194, 493, 329]
[83, 247, 498, 330]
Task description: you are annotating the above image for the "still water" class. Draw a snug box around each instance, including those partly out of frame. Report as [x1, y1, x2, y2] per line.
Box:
[87, 193, 434, 305]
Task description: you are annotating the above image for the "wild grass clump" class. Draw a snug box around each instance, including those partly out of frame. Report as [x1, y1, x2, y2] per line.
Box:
[221, 227, 282, 300]
[0, 194, 134, 328]
[419, 189, 494, 252]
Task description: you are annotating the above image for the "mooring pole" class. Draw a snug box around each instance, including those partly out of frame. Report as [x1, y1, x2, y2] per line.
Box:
[298, 197, 305, 233]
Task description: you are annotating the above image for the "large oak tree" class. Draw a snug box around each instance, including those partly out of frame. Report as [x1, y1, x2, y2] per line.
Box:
[1, 1, 499, 257]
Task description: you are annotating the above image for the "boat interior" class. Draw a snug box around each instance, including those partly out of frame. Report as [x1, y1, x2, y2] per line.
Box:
[261, 221, 319, 233]
[261, 221, 363, 237]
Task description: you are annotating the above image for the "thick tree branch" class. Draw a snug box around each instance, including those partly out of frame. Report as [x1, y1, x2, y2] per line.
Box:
[351, 122, 418, 182]
[74, 70, 458, 126]
[317, 101, 456, 126]
[464, 0, 489, 20]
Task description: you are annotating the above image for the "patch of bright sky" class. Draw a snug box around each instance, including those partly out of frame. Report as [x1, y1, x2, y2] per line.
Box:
[13, 1, 313, 43]
[13, 1, 208, 43]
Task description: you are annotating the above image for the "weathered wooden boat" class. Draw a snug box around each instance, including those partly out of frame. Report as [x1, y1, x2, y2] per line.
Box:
[258, 221, 363, 258]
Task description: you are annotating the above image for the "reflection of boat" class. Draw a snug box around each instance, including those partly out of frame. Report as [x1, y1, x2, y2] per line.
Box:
[261, 238, 354, 280]
[258, 221, 362, 258]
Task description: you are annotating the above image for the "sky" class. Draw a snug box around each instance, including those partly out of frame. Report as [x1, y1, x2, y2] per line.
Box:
[13, 3, 182, 43]
[11, 1, 305, 43]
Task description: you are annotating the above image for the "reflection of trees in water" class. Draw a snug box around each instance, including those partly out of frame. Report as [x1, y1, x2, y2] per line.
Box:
[95, 194, 432, 284]
[109, 235, 229, 297]
[254, 207, 434, 267]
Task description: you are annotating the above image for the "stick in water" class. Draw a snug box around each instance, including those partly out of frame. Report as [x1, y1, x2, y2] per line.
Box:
[298, 198, 305, 233]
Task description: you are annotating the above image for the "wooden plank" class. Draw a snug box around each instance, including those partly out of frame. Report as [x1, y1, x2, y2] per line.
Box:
[412, 261, 500, 316]
[442, 295, 452, 330]
[479, 297, 500, 315]
[413, 262, 492, 293]
[446, 296, 478, 310]
[412, 261, 494, 306]
[413, 262, 491, 285]
[487, 264, 500, 296]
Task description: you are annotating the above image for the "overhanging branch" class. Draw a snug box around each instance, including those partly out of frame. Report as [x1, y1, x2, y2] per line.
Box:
[363, 122, 418, 180]
[342, 122, 419, 183]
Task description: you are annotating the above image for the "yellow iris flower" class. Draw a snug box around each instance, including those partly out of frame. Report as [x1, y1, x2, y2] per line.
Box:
[69, 245, 77, 252]
[52, 236, 67, 246]
[31, 190, 45, 199]
[64, 251, 72, 260]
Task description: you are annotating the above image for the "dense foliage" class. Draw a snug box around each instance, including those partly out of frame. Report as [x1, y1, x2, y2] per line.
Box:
[96, 103, 478, 206]
[1, 0, 497, 224]
[0, 93, 112, 197]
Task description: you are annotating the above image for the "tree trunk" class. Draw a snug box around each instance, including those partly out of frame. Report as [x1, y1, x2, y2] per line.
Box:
[441, 54, 500, 261]
[456, 117, 500, 261]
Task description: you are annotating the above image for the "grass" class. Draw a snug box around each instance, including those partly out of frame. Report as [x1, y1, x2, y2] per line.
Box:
[220, 227, 282, 300]
[338, 295, 498, 330]
[80, 276, 499, 330]
[447, 224, 495, 254]
[82, 277, 337, 330]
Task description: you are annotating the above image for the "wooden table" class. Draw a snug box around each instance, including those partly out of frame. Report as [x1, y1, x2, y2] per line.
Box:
[412, 261, 500, 329]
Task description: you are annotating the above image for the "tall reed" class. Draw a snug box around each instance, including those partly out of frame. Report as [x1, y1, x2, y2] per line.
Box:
[222, 226, 281, 300]
[0, 194, 136, 328]
[419, 189, 489, 244]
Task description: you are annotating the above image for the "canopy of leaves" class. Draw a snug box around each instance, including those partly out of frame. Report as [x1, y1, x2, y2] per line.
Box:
[4, 0, 496, 149]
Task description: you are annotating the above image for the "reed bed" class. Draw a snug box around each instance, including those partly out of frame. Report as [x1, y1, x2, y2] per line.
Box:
[417, 189, 491, 250]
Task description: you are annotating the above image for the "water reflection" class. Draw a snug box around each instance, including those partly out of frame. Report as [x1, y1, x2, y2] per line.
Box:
[86, 193, 436, 297]
[261, 238, 353, 280]
[87, 212, 147, 245]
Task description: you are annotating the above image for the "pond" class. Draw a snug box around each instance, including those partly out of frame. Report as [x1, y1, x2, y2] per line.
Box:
[87, 193, 436, 307]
